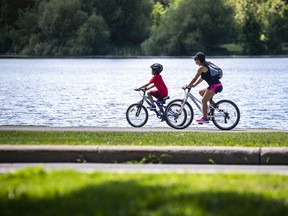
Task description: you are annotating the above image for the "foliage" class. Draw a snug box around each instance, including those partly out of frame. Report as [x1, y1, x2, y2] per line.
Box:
[142, 0, 234, 55]
[5, 0, 153, 56]
[87, 0, 153, 47]
[225, 0, 288, 54]
[0, 0, 288, 56]
[0, 0, 35, 53]
[241, 9, 265, 54]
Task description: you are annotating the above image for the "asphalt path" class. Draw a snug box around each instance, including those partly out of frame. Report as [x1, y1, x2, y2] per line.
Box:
[0, 125, 286, 132]
[1, 163, 288, 175]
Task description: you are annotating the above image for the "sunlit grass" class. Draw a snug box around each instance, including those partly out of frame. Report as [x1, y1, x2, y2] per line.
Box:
[0, 131, 287, 147]
[219, 43, 243, 55]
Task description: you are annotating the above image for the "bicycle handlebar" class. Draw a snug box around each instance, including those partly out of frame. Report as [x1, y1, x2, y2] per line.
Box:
[134, 88, 147, 92]
[182, 86, 192, 92]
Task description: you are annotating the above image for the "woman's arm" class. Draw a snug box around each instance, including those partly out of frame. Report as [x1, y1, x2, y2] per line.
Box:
[185, 67, 204, 88]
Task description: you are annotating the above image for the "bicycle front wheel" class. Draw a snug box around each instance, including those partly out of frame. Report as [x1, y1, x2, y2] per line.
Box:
[165, 99, 194, 129]
[126, 103, 148, 127]
[211, 100, 240, 130]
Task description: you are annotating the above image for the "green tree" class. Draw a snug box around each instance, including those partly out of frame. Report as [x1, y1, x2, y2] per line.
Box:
[241, 10, 265, 54]
[69, 13, 110, 55]
[142, 0, 234, 56]
[88, 0, 153, 47]
[225, 0, 288, 54]
[12, 0, 112, 56]
[0, 0, 35, 53]
[260, 0, 288, 54]
[9, 0, 153, 56]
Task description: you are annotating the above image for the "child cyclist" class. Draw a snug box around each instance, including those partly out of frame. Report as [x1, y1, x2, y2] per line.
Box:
[135, 63, 168, 110]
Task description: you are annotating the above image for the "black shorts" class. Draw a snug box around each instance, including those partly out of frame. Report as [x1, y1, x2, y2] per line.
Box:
[150, 90, 166, 101]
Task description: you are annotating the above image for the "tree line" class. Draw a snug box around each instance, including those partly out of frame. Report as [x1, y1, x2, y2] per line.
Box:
[0, 0, 287, 56]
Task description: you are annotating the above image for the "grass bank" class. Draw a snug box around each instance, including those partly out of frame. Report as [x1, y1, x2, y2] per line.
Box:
[0, 167, 287, 216]
[0, 131, 287, 147]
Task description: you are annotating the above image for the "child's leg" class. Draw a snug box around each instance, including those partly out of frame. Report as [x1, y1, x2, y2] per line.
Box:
[147, 91, 155, 105]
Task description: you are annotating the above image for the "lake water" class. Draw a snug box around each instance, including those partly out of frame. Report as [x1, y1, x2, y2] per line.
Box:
[0, 57, 287, 130]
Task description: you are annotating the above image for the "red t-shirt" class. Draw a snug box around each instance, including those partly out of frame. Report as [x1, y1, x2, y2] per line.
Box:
[149, 74, 168, 97]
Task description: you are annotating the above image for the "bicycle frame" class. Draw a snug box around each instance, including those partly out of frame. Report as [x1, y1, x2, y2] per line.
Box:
[183, 89, 202, 112]
[136, 89, 167, 118]
[165, 88, 240, 130]
[179, 88, 221, 118]
[180, 88, 203, 113]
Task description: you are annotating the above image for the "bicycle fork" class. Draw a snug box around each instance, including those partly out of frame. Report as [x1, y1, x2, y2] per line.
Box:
[135, 99, 145, 117]
[176, 95, 190, 117]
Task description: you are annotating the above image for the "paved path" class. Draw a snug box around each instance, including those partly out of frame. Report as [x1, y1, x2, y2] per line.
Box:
[0, 125, 287, 132]
[0, 163, 288, 175]
[1, 163, 288, 175]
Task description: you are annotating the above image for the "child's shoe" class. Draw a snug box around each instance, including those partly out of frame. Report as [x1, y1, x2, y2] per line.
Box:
[147, 104, 156, 110]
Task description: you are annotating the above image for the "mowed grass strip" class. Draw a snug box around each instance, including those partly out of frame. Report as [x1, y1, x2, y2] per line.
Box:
[0, 131, 287, 147]
[0, 167, 287, 216]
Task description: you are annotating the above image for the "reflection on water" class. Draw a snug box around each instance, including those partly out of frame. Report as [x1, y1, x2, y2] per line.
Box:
[0, 58, 287, 130]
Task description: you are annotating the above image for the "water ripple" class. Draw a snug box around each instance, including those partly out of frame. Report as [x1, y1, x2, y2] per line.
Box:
[0, 58, 287, 130]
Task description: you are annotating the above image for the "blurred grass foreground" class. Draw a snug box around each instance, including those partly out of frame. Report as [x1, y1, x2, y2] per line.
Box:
[0, 168, 287, 216]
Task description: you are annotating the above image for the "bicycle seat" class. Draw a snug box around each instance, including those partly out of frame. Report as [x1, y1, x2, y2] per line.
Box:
[159, 96, 170, 104]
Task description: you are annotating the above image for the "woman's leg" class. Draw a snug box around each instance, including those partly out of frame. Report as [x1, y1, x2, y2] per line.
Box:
[202, 89, 215, 119]
[199, 88, 206, 97]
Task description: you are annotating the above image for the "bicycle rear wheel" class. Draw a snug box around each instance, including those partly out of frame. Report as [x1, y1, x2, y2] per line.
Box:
[165, 99, 194, 129]
[126, 103, 148, 127]
[210, 100, 240, 130]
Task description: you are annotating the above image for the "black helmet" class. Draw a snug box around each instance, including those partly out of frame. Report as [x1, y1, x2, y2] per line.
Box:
[194, 52, 205, 63]
[150, 63, 163, 74]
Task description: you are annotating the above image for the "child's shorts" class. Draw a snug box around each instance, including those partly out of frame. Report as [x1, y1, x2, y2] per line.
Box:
[150, 90, 167, 101]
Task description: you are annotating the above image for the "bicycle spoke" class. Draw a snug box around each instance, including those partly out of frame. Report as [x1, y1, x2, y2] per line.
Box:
[211, 100, 240, 130]
[165, 99, 194, 129]
[126, 104, 148, 127]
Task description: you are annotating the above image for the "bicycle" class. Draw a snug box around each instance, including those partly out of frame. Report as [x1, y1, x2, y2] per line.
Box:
[164, 87, 240, 130]
[126, 89, 171, 127]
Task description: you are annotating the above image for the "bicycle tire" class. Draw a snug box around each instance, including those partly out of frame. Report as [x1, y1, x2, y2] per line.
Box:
[126, 103, 148, 127]
[210, 100, 240, 130]
[165, 99, 194, 129]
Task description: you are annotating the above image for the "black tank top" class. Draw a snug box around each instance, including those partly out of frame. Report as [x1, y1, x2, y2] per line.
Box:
[201, 65, 221, 86]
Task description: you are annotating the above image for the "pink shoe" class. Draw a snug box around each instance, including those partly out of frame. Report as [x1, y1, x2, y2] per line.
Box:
[196, 117, 209, 124]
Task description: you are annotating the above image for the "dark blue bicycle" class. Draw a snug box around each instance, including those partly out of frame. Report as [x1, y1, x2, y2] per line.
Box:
[126, 89, 172, 127]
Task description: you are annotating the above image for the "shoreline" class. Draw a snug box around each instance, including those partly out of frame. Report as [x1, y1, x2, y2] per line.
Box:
[0, 125, 287, 133]
[1, 55, 288, 59]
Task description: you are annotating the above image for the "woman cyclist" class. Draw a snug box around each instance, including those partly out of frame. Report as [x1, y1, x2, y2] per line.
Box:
[184, 52, 223, 123]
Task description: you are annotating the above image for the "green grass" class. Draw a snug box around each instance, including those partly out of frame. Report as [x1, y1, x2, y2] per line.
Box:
[219, 42, 288, 55]
[0, 167, 287, 216]
[282, 42, 288, 54]
[220, 43, 243, 55]
[0, 131, 287, 147]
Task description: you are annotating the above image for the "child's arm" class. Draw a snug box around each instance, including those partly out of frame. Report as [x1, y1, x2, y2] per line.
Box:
[147, 84, 155, 90]
[135, 82, 151, 91]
